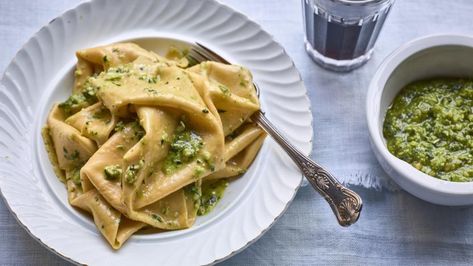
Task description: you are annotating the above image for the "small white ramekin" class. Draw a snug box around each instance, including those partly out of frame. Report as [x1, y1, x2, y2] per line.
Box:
[367, 34, 473, 206]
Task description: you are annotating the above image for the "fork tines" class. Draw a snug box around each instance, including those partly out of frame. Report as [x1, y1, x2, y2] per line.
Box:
[187, 43, 230, 65]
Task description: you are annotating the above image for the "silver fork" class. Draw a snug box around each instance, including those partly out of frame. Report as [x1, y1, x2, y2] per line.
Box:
[188, 43, 362, 226]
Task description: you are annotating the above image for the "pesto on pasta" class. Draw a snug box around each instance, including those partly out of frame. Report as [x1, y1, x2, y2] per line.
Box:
[42, 43, 266, 249]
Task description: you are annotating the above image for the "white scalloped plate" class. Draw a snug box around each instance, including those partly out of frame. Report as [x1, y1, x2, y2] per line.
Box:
[0, 0, 312, 265]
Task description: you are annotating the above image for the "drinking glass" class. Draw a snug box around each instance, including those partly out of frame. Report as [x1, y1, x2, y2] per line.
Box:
[302, 0, 394, 71]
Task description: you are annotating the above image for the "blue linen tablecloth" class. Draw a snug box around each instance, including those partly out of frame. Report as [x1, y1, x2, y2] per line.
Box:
[2, 0, 473, 265]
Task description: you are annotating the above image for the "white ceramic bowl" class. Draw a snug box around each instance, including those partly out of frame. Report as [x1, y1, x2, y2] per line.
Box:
[367, 34, 473, 206]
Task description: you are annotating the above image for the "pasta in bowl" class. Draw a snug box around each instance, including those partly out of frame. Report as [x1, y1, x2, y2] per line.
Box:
[42, 42, 266, 249]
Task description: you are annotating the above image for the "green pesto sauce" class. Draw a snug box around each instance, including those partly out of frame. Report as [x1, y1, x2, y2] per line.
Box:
[69, 168, 82, 186]
[197, 179, 228, 216]
[41, 127, 66, 182]
[58, 80, 99, 117]
[383, 78, 473, 182]
[162, 122, 204, 175]
[103, 164, 122, 180]
[125, 159, 144, 184]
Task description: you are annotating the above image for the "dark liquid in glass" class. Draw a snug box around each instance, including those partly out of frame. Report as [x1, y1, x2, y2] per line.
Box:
[303, 0, 391, 60]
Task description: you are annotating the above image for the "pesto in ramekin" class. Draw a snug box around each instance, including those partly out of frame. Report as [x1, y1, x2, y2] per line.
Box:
[383, 78, 473, 182]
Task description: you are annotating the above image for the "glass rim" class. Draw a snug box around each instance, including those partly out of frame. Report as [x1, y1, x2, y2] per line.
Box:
[332, 0, 393, 6]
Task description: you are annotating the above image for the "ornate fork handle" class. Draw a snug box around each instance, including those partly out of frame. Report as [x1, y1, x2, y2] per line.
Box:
[252, 111, 362, 226]
[188, 43, 362, 226]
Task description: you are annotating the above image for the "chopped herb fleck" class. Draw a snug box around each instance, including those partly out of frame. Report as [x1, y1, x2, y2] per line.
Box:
[114, 121, 125, 132]
[92, 107, 109, 120]
[70, 168, 82, 186]
[63, 148, 80, 161]
[74, 69, 82, 77]
[104, 73, 122, 81]
[161, 206, 169, 215]
[108, 65, 129, 73]
[209, 163, 216, 172]
[184, 182, 202, 209]
[104, 164, 122, 180]
[197, 179, 228, 216]
[151, 213, 163, 222]
[160, 132, 169, 145]
[176, 121, 186, 133]
[148, 76, 158, 84]
[124, 160, 144, 184]
[194, 166, 205, 178]
[131, 121, 145, 139]
[218, 84, 231, 96]
[83, 84, 98, 101]
[116, 144, 125, 151]
[58, 93, 87, 116]
[144, 88, 158, 95]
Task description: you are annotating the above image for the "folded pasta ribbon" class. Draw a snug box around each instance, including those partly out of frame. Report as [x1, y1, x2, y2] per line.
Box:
[43, 42, 266, 249]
